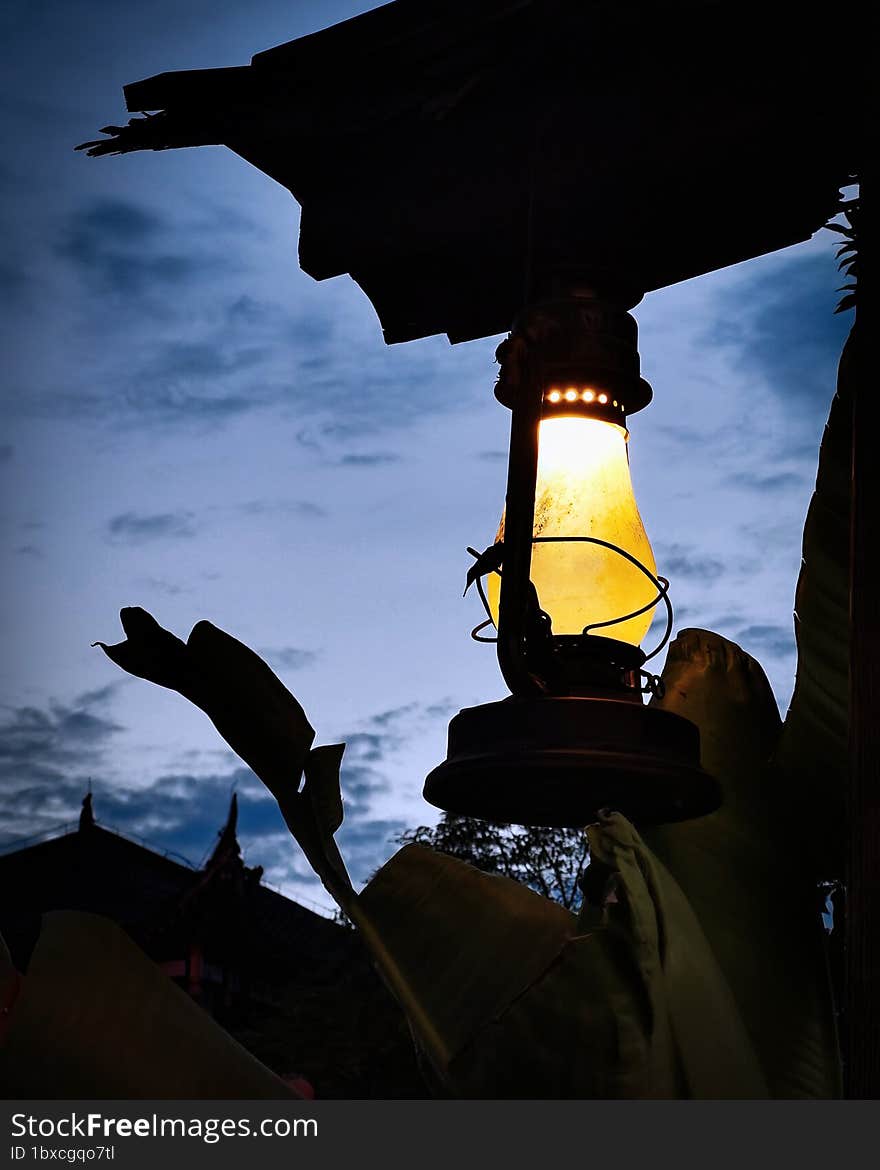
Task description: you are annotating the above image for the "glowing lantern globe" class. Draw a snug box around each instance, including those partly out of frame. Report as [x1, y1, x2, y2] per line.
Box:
[425, 288, 720, 827]
[488, 411, 657, 645]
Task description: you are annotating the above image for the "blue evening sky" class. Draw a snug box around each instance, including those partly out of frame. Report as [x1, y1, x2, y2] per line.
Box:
[0, 0, 853, 911]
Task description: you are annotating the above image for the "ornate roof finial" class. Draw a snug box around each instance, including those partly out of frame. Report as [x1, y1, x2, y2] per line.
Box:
[79, 790, 95, 832]
[205, 792, 241, 870]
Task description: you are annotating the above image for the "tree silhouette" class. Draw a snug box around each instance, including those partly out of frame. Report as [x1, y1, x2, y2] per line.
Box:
[397, 816, 589, 911]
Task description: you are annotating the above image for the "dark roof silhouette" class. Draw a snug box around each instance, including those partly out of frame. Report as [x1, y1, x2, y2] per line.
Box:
[0, 794, 351, 982]
[80, 0, 858, 343]
[1, 797, 428, 1097]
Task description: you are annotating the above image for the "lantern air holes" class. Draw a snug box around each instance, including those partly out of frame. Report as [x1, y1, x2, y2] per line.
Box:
[542, 390, 627, 416]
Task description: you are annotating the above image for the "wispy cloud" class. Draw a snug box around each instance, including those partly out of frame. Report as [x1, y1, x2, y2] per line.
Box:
[367, 704, 420, 728]
[0, 684, 289, 876]
[725, 470, 806, 493]
[336, 817, 408, 885]
[135, 576, 189, 597]
[9, 229, 496, 436]
[339, 453, 402, 467]
[332, 701, 446, 816]
[139, 340, 269, 383]
[328, 711, 418, 883]
[236, 499, 327, 520]
[259, 646, 319, 672]
[225, 295, 333, 349]
[657, 543, 725, 584]
[107, 510, 198, 544]
[703, 250, 851, 411]
[735, 622, 795, 660]
[56, 197, 229, 299]
[341, 734, 390, 770]
[0, 761, 258, 865]
[75, 684, 119, 707]
[329, 700, 455, 884]
[116, 336, 274, 426]
[0, 685, 125, 834]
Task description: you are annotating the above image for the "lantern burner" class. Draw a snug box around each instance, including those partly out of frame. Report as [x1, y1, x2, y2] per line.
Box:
[465, 536, 671, 698]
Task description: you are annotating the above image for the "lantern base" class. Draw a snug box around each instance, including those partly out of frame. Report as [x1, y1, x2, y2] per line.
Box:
[424, 696, 720, 827]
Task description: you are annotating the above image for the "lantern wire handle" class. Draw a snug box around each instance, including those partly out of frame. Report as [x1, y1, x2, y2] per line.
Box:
[464, 545, 501, 642]
[473, 600, 499, 642]
[465, 538, 673, 663]
[470, 617, 498, 643]
[471, 571, 499, 643]
[531, 536, 673, 663]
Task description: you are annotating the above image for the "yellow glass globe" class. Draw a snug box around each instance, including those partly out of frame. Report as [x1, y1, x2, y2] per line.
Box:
[488, 415, 658, 645]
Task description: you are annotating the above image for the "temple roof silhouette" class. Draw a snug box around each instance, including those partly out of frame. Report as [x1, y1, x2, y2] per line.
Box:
[0, 793, 350, 981]
[80, 0, 858, 344]
[1, 796, 427, 1096]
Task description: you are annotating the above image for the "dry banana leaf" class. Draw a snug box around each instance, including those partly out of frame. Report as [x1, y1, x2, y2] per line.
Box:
[0, 912, 298, 1099]
[643, 629, 840, 1097]
[358, 825, 765, 1098]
